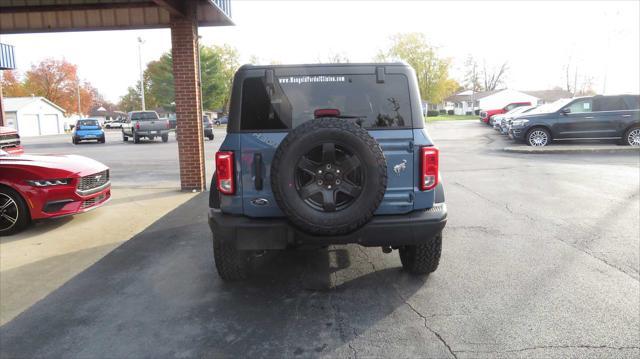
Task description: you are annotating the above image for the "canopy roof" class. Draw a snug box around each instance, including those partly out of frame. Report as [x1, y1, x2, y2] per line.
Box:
[0, 0, 232, 34]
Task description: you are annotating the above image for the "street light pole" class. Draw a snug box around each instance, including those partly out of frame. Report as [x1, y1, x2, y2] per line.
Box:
[77, 81, 82, 118]
[137, 37, 146, 111]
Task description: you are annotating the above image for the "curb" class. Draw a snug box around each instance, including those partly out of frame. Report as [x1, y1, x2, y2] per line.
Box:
[503, 146, 640, 154]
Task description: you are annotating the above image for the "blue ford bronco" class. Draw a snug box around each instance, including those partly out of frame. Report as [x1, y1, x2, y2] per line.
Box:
[209, 63, 447, 280]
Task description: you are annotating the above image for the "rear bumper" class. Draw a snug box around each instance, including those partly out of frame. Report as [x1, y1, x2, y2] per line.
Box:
[136, 130, 169, 137]
[208, 203, 447, 250]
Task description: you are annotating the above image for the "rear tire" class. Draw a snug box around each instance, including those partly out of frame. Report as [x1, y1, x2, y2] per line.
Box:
[162, 134, 169, 143]
[399, 231, 442, 274]
[122, 131, 128, 142]
[72, 137, 78, 145]
[213, 235, 249, 281]
[133, 133, 140, 144]
[0, 187, 30, 236]
[207, 134, 214, 141]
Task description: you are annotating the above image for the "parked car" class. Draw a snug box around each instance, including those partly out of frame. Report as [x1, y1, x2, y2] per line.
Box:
[509, 95, 640, 146]
[209, 63, 447, 280]
[0, 126, 23, 155]
[203, 115, 214, 140]
[480, 102, 532, 124]
[105, 119, 125, 129]
[72, 119, 105, 144]
[0, 150, 111, 235]
[214, 116, 228, 126]
[122, 111, 171, 143]
[492, 105, 537, 132]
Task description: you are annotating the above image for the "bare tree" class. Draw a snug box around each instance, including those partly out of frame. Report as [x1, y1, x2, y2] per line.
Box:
[482, 61, 509, 91]
[463, 55, 482, 92]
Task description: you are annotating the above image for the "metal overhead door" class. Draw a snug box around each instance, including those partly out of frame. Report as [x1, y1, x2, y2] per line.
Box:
[17, 115, 40, 137]
[40, 114, 60, 135]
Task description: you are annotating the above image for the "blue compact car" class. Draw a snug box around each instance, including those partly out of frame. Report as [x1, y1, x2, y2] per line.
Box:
[72, 119, 105, 144]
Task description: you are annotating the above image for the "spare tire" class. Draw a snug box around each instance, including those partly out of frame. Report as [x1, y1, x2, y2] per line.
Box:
[271, 118, 387, 236]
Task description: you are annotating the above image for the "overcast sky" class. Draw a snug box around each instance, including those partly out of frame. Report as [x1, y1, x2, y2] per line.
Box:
[1, 0, 638, 103]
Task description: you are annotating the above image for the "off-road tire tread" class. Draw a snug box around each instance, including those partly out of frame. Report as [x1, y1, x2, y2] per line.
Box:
[213, 235, 248, 280]
[399, 231, 442, 274]
[271, 118, 387, 236]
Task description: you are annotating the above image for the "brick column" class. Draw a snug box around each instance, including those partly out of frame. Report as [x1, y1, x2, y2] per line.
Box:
[170, 2, 206, 191]
[0, 75, 5, 127]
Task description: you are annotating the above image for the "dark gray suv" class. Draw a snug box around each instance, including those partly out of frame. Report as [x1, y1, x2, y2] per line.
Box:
[509, 95, 640, 146]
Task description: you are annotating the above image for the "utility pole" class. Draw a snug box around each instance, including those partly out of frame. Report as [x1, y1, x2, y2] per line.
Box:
[137, 37, 146, 111]
[77, 80, 82, 118]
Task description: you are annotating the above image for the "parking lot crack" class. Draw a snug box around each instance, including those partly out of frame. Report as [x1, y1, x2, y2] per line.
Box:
[394, 290, 457, 359]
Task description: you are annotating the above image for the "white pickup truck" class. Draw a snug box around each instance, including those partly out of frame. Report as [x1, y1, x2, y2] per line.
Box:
[122, 111, 171, 144]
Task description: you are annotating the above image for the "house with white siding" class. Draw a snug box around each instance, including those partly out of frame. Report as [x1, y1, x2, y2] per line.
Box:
[2, 97, 66, 137]
[440, 89, 573, 115]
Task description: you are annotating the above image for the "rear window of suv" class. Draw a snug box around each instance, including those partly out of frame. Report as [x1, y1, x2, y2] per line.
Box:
[130, 112, 159, 121]
[240, 74, 412, 130]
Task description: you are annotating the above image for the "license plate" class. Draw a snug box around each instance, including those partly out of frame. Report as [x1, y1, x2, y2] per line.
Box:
[156, 131, 161, 134]
[85, 135, 95, 138]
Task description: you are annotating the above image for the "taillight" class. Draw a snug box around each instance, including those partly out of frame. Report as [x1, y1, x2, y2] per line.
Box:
[166, 120, 170, 129]
[135, 122, 140, 130]
[215, 151, 235, 194]
[420, 147, 439, 191]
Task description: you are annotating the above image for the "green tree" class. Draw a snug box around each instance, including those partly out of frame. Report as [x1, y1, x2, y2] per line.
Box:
[131, 44, 239, 113]
[119, 85, 145, 112]
[376, 33, 454, 104]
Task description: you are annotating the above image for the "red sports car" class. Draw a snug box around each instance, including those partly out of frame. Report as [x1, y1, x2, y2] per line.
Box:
[0, 149, 111, 235]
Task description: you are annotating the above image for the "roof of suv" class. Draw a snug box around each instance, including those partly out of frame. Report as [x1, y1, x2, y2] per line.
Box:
[238, 62, 411, 70]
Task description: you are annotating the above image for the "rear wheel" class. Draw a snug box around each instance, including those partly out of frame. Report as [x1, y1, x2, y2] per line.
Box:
[122, 131, 128, 142]
[399, 231, 442, 274]
[0, 187, 30, 236]
[162, 134, 169, 142]
[207, 134, 214, 141]
[213, 235, 248, 281]
[72, 137, 78, 145]
[133, 133, 140, 144]
[526, 127, 550, 147]
[624, 126, 640, 146]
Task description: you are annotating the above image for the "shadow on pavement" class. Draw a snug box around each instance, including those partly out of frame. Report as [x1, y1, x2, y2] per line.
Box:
[0, 193, 426, 358]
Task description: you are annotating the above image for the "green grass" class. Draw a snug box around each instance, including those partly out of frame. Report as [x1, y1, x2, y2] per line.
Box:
[424, 114, 478, 121]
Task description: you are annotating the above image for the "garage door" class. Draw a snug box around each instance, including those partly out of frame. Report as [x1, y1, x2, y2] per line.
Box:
[17, 115, 40, 137]
[40, 114, 60, 135]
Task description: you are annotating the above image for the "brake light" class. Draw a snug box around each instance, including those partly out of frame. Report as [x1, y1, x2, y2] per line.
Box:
[314, 108, 340, 118]
[420, 147, 439, 191]
[135, 122, 140, 130]
[166, 120, 170, 129]
[216, 151, 235, 194]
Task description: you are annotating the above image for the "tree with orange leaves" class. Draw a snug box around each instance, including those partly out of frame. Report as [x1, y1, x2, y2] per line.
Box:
[1, 70, 27, 97]
[18, 58, 98, 115]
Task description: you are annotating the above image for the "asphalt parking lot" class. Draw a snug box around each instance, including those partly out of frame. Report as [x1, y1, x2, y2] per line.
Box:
[1, 121, 638, 358]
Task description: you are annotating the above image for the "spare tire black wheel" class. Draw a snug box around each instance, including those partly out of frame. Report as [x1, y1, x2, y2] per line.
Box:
[271, 118, 387, 236]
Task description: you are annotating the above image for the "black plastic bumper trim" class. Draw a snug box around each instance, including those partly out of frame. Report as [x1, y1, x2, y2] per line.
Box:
[208, 204, 447, 250]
